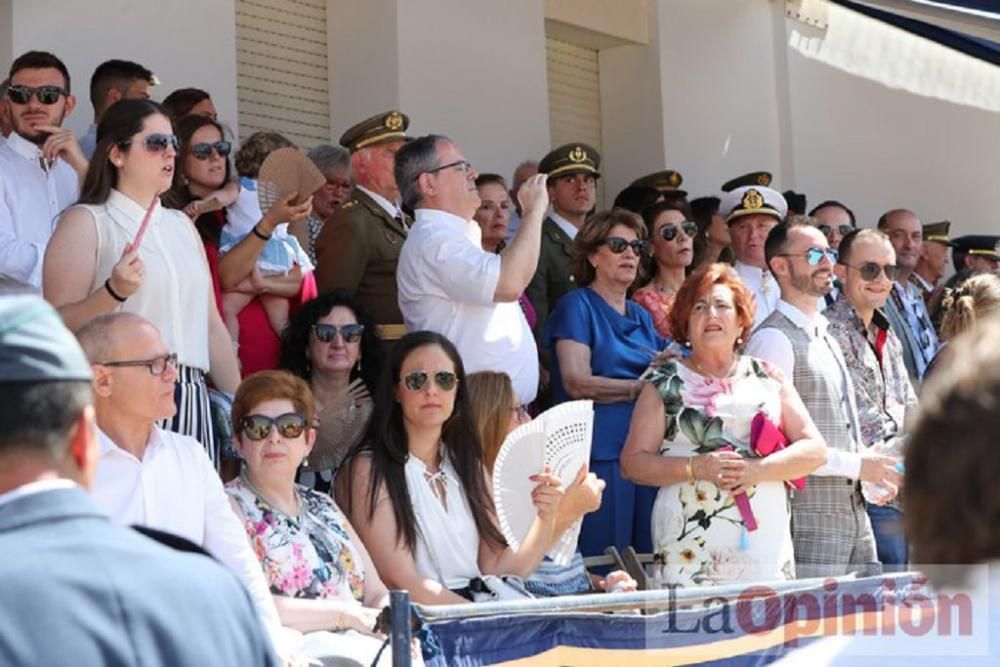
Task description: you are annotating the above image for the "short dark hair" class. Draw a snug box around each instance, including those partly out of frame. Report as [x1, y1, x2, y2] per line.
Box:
[836, 228, 889, 266]
[162, 87, 212, 121]
[9, 50, 71, 92]
[809, 199, 856, 227]
[0, 381, 91, 460]
[612, 185, 662, 215]
[394, 134, 449, 212]
[571, 208, 646, 286]
[234, 131, 294, 179]
[876, 208, 913, 230]
[474, 173, 506, 189]
[763, 218, 815, 271]
[89, 59, 154, 112]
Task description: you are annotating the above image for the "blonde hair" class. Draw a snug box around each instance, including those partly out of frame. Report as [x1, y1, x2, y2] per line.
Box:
[465, 371, 515, 472]
[939, 273, 1000, 341]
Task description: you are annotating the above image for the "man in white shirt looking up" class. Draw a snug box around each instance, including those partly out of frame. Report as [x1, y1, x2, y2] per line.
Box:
[76, 312, 297, 659]
[395, 134, 549, 405]
[0, 51, 88, 289]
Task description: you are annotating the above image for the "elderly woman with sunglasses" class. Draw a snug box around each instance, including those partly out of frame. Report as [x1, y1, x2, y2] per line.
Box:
[337, 331, 564, 605]
[44, 99, 240, 466]
[543, 209, 667, 557]
[280, 290, 383, 492]
[225, 370, 405, 666]
[633, 200, 698, 338]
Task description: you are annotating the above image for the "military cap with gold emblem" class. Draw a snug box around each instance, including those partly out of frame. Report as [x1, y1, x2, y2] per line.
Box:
[721, 171, 773, 193]
[953, 235, 1000, 260]
[538, 142, 601, 179]
[631, 170, 686, 197]
[339, 110, 410, 153]
[923, 221, 955, 248]
[720, 185, 787, 224]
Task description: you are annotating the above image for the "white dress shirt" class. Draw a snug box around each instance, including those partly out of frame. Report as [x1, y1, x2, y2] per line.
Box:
[548, 208, 579, 241]
[0, 132, 80, 287]
[91, 427, 293, 652]
[397, 208, 539, 404]
[745, 300, 863, 479]
[735, 261, 779, 329]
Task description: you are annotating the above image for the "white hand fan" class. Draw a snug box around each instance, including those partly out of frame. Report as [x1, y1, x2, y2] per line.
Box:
[492, 400, 593, 566]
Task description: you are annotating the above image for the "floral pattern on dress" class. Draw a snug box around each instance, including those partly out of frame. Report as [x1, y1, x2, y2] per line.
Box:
[226, 476, 365, 602]
[632, 287, 676, 339]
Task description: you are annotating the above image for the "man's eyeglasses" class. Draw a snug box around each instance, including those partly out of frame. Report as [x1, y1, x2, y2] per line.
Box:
[117, 133, 180, 154]
[602, 237, 649, 255]
[423, 160, 473, 178]
[189, 141, 231, 160]
[401, 370, 458, 392]
[312, 323, 364, 344]
[778, 247, 838, 266]
[818, 224, 853, 238]
[6, 84, 67, 105]
[240, 413, 308, 441]
[841, 261, 899, 282]
[99, 352, 178, 376]
[660, 221, 698, 242]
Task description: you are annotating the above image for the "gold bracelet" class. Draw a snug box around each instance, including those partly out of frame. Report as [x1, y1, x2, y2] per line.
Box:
[686, 456, 696, 484]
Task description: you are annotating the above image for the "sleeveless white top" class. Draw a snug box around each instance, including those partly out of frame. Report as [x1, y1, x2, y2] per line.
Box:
[405, 451, 481, 590]
[84, 189, 211, 370]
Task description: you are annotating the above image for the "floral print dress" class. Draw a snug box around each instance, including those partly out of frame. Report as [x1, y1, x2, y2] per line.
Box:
[646, 356, 795, 587]
[226, 475, 366, 602]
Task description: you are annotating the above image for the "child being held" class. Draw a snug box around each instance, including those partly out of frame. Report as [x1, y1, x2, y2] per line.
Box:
[220, 132, 314, 341]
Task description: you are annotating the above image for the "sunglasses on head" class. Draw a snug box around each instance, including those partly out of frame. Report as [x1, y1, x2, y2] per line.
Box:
[117, 133, 180, 154]
[312, 323, 364, 343]
[602, 237, 649, 254]
[660, 221, 698, 242]
[842, 261, 899, 281]
[819, 224, 853, 237]
[240, 412, 308, 441]
[6, 84, 67, 105]
[190, 141, 231, 160]
[401, 370, 458, 392]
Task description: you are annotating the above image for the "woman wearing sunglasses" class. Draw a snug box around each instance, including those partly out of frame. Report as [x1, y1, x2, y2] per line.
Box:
[337, 331, 564, 605]
[225, 370, 405, 666]
[281, 290, 383, 491]
[633, 200, 697, 338]
[44, 99, 240, 468]
[543, 209, 666, 558]
[165, 114, 318, 376]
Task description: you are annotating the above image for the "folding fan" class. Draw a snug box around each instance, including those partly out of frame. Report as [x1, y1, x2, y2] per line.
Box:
[257, 146, 326, 212]
[492, 400, 593, 566]
[305, 378, 373, 471]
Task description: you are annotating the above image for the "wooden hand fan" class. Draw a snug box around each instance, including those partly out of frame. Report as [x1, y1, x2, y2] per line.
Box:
[305, 378, 373, 471]
[257, 147, 326, 213]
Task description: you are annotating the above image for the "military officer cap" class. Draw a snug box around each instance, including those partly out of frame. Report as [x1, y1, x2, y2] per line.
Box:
[339, 110, 410, 153]
[538, 142, 601, 179]
[923, 221, 955, 248]
[721, 185, 787, 224]
[0, 294, 93, 383]
[721, 171, 773, 193]
[953, 235, 1000, 260]
[631, 170, 686, 197]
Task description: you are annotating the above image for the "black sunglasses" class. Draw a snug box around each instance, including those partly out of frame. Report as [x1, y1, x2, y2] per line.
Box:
[312, 323, 364, 343]
[401, 370, 458, 392]
[6, 84, 67, 105]
[117, 133, 180, 154]
[660, 221, 698, 242]
[240, 412, 308, 441]
[841, 261, 899, 282]
[819, 224, 853, 237]
[778, 247, 838, 266]
[190, 141, 232, 160]
[99, 352, 178, 376]
[602, 237, 649, 254]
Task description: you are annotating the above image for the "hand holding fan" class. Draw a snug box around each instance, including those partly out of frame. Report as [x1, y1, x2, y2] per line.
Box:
[257, 147, 326, 213]
[492, 400, 594, 566]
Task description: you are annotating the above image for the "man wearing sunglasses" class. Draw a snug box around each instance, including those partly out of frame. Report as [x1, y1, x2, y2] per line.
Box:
[76, 312, 295, 661]
[810, 200, 857, 253]
[748, 220, 880, 579]
[79, 59, 157, 160]
[0, 78, 11, 139]
[396, 134, 549, 405]
[826, 229, 916, 571]
[0, 51, 86, 290]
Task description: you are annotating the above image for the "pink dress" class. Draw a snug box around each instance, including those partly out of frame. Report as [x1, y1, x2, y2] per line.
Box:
[632, 286, 675, 339]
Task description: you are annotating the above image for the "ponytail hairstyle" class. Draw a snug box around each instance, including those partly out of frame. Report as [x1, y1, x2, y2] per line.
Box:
[939, 272, 1000, 341]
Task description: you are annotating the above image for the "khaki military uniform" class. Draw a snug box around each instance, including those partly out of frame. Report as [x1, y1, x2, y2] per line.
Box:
[526, 217, 576, 342]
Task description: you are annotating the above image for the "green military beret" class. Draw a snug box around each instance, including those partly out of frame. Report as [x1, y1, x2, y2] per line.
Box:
[721, 171, 773, 193]
[923, 221, 954, 247]
[339, 110, 410, 153]
[539, 142, 601, 179]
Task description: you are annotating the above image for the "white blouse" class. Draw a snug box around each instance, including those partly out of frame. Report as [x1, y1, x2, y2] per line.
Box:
[83, 189, 212, 370]
[406, 451, 481, 590]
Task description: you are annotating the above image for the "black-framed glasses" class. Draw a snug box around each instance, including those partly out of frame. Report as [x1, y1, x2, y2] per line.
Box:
[818, 224, 853, 237]
[660, 221, 698, 242]
[778, 247, 838, 266]
[189, 140, 231, 160]
[401, 370, 458, 392]
[117, 133, 180, 154]
[240, 412, 308, 441]
[841, 261, 899, 282]
[602, 237, 649, 254]
[312, 323, 364, 343]
[424, 160, 473, 177]
[6, 84, 67, 105]
[99, 352, 178, 376]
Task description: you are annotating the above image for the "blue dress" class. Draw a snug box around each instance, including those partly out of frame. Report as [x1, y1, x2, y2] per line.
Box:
[544, 287, 666, 556]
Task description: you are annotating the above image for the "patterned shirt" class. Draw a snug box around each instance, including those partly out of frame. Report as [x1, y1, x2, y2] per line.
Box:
[825, 295, 918, 448]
